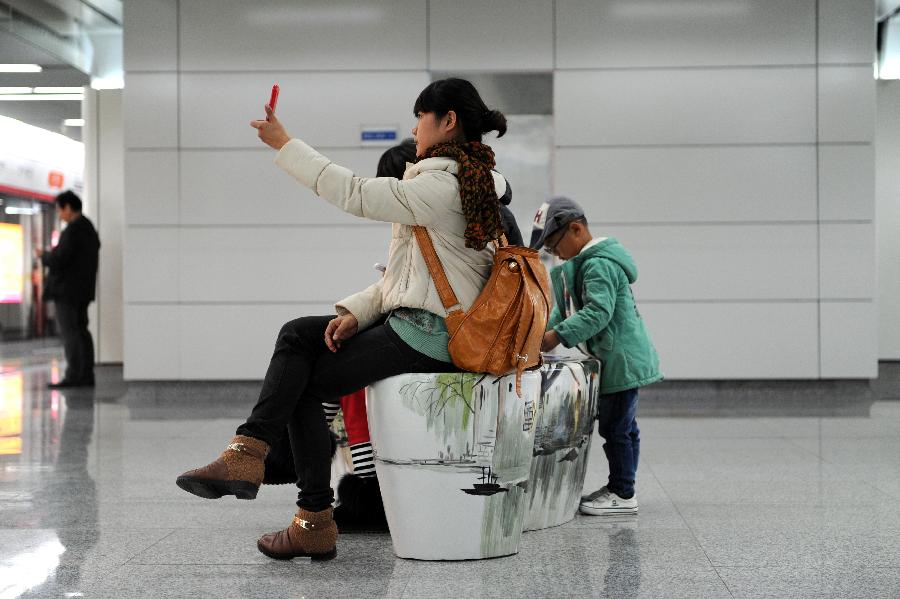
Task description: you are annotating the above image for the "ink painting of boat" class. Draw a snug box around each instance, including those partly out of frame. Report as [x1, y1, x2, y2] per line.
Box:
[462, 466, 508, 496]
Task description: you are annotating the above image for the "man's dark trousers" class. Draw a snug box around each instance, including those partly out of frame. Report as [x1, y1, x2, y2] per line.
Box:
[55, 300, 94, 384]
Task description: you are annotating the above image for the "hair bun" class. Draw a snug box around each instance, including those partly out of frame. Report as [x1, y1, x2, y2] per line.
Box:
[482, 108, 508, 138]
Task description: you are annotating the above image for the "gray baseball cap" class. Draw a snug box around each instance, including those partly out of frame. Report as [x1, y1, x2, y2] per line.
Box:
[529, 196, 586, 249]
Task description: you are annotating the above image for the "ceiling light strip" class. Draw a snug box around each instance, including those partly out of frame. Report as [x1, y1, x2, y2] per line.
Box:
[0, 64, 43, 73]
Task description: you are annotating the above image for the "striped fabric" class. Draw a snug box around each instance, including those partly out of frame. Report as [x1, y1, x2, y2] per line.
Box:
[350, 442, 375, 478]
[323, 401, 340, 424]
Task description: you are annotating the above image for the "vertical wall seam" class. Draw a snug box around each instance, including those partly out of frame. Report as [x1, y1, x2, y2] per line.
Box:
[551, 0, 558, 191]
[176, 0, 182, 378]
[425, 0, 430, 72]
[552, 0, 557, 69]
[815, 0, 822, 378]
[95, 91, 103, 362]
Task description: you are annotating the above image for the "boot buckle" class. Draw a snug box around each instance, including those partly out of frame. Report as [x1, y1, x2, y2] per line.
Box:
[293, 515, 317, 530]
[227, 443, 248, 453]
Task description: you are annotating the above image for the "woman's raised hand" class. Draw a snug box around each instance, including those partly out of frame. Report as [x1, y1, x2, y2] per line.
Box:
[250, 105, 291, 150]
[324, 314, 359, 353]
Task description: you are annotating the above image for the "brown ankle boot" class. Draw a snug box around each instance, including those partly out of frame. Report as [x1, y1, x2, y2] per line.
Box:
[257, 507, 338, 561]
[176, 435, 268, 500]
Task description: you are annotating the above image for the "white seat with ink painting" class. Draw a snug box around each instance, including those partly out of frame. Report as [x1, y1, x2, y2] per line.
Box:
[365, 357, 601, 560]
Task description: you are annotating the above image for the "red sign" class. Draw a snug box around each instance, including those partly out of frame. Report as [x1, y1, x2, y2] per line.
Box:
[47, 171, 64, 189]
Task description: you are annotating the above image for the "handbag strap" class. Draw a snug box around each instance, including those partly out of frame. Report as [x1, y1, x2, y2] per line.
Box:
[412, 226, 463, 314]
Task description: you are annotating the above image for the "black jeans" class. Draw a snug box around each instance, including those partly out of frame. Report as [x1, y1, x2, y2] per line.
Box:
[236, 315, 458, 511]
[54, 300, 95, 384]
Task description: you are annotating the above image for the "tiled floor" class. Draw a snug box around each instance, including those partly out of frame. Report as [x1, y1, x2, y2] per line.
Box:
[2, 340, 899, 598]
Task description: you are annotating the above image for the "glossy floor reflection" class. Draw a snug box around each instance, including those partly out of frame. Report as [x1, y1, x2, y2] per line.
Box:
[2, 341, 899, 598]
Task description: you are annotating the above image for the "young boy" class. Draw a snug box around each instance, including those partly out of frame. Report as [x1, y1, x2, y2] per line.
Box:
[530, 197, 663, 516]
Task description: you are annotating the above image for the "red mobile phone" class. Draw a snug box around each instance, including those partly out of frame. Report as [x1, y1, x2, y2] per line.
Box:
[268, 84, 280, 114]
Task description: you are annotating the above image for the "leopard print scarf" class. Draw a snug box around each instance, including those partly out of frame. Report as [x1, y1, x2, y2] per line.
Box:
[419, 141, 502, 251]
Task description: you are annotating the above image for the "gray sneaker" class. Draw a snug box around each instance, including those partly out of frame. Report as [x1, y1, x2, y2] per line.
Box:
[580, 486, 608, 503]
[579, 488, 638, 516]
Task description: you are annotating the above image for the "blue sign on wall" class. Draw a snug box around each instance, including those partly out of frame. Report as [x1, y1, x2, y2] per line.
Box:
[360, 125, 399, 145]
[361, 130, 398, 141]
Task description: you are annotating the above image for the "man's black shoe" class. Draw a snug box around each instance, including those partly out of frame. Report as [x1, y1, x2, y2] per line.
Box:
[48, 380, 77, 389]
[47, 380, 94, 389]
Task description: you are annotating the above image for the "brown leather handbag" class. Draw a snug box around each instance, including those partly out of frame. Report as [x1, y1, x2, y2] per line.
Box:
[413, 226, 552, 396]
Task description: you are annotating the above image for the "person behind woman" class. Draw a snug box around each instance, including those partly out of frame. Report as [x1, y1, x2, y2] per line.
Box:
[176, 78, 509, 562]
[498, 179, 524, 246]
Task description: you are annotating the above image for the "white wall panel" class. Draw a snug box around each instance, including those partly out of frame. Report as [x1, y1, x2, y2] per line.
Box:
[123, 73, 178, 148]
[818, 66, 876, 143]
[820, 301, 878, 378]
[555, 69, 816, 146]
[556, 146, 817, 222]
[556, 0, 815, 68]
[180, 72, 428, 149]
[178, 226, 391, 303]
[179, 148, 383, 225]
[607, 225, 818, 301]
[430, 0, 552, 70]
[818, 144, 875, 221]
[640, 302, 819, 378]
[178, 0, 426, 71]
[123, 0, 178, 71]
[876, 81, 900, 359]
[179, 304, 333, 379]
[124, 228, 179, 302]
[123, 305, 180, 379]
[125, 151, 179, 225]
[818, 0, 875, 64]
[819, 223, 876, 299]
[96, 91, 125, 363]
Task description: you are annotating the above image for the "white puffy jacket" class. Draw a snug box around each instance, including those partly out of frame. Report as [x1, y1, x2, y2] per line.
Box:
[274, 138, 507, 331]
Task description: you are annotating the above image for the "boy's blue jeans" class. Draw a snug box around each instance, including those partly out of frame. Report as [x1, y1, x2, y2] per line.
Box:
[596, 388, 640, 499]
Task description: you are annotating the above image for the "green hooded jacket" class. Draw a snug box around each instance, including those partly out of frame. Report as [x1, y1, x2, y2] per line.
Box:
[548, 238, 663, 394]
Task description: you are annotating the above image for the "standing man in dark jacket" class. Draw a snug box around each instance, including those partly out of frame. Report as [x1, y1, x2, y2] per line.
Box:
[37, 191, 101, 388]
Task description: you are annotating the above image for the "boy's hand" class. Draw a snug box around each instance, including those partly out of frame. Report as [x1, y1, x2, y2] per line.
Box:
[541, 330, 561, 352]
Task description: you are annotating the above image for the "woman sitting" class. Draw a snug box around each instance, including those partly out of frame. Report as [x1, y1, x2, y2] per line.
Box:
[176, 78, 509, 561]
